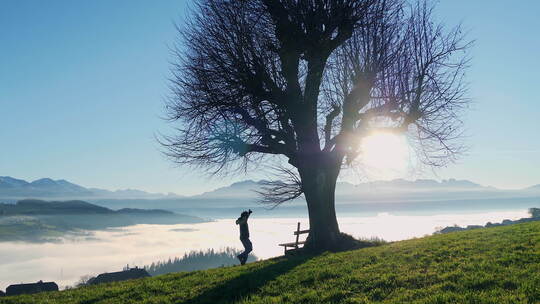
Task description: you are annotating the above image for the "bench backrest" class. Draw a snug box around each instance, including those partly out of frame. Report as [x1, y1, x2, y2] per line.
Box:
[294, 222, 309, 245]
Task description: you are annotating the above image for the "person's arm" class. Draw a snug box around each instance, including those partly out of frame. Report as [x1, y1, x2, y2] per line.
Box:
[236, 217, 247, 225]
[246, 209, 252, 220]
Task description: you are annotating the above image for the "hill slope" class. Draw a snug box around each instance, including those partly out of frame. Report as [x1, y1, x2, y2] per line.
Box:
[0, 200, 206, 242]
[2, 222, 540, 303]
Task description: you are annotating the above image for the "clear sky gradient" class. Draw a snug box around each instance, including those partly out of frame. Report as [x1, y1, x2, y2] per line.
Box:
[1, 0, 539, 195]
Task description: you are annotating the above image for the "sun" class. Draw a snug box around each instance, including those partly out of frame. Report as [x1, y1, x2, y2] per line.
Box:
[359, 132, 412, 180]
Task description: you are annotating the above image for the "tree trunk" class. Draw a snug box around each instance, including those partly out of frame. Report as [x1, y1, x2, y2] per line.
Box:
[298, 161, 341, 251]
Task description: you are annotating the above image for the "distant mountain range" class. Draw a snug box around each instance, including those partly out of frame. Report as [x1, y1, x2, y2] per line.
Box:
[1, 176, 539, 202]
[0, 176, 180, 199]
[199, 178, 489, 196]
[190, 178, 540, 204]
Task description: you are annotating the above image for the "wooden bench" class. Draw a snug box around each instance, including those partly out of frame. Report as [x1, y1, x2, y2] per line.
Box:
[278, 222, 309, 254]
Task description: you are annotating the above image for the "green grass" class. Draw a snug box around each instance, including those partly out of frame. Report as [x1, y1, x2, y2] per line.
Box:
[2, 221, 540, 304]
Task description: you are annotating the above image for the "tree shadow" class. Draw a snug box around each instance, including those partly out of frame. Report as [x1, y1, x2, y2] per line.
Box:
[181, 253, 314, 304]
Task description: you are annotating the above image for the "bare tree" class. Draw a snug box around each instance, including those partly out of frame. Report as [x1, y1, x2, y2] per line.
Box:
[162, 0, 471, 250]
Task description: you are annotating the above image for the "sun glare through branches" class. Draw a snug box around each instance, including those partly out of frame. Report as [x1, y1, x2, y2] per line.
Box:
[359, 133, 413, 180]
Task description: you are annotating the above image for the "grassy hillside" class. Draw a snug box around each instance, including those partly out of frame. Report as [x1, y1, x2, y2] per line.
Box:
[2, 221, 540, 304]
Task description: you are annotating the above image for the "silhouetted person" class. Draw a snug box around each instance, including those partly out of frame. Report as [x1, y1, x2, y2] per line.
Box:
[236, 209, 252, 265]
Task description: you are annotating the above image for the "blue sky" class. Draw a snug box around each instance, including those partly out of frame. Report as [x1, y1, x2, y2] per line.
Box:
[1, 0, 539, 195]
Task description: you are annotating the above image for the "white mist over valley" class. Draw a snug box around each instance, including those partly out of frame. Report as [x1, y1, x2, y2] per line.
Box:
[0, 209, 530, 289]
[1, 177, 539, 290]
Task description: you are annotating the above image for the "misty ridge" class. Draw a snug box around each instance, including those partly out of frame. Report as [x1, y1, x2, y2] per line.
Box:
[2, 176, 540, 204]
[2, 177, 540, 221]
[0, 199, 205, 242]
[1, 176, 539, 244]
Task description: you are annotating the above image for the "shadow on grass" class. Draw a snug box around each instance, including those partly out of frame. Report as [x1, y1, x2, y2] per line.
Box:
[182, 254, 314, 304]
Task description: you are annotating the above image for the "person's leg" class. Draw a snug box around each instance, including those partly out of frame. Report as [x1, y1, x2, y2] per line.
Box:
[244, 238, 252, 254]
[240, 238, 252, 264]
[236, 252, 243, 264]
[237, 237, 247, 264]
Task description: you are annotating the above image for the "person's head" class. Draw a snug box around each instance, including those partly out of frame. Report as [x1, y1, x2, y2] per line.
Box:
[241, 211, 249, 217]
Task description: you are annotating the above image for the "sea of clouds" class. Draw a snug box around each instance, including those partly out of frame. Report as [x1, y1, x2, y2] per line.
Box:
[0, 209, 529, 289]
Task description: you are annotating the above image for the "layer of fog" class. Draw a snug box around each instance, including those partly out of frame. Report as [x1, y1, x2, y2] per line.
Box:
[0, 209, 529, 289]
